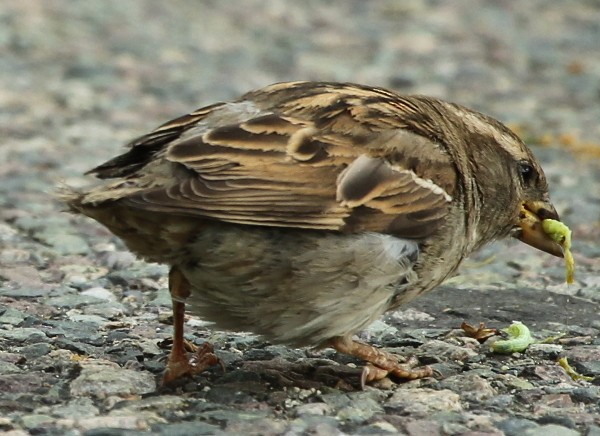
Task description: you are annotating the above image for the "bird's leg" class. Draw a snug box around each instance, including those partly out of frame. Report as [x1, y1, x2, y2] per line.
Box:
[162, 266, 221, 385]
[329, 335, 432, 388]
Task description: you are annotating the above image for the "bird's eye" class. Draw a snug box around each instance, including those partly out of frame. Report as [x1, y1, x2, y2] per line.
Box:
[518, 162, 536, 184]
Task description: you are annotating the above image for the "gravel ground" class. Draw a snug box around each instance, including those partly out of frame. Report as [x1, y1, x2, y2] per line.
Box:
[1, 1, 599, 435]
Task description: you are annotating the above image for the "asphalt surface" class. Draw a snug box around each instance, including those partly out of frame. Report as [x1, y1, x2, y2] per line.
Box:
[1, 2, 599, 435]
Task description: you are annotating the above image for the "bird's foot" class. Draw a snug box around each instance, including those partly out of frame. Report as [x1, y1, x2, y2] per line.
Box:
[360, 355, 432, 388]
[329, 336, 432, 389]
[162, 341, 223, 385]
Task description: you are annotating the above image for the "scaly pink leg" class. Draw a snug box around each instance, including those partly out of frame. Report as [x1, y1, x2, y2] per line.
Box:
[162, 267, 221, 385]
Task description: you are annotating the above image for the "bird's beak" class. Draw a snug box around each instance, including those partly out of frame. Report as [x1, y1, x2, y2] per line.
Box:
[511, 200, 564, 258]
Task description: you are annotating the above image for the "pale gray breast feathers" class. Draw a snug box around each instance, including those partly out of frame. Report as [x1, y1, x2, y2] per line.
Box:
[182, 226, 419, 346]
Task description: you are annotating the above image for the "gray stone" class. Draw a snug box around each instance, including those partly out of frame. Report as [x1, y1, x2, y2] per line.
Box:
[80, 286, 117, 302]
[418, 339, 478, 362]
[44, 320, 104, 344]
[528, 343, 563, 358]
[359, 319, 399, 341]
[110, 395, 186, 414]
[483, 394, 514, 410]
[83, 302, 126, 319]
[586, 425, 600, 436]
[68, 415, 155, 433]
[151, 422, 225, 435]
[356, 421, 400, 434]
[386, 388, 462, 416]
[0, 327, 47, 343]
[321, 390, 387, 415]
[148, 287, 172, 307]
[294, 402, 332, 416]
[44, 294, 106, 309]
[0, 373, 46, 394]
[0, 287, 51, 298]
[336, 406, 377, 425]
[438, 373, 497, 401]
[97, 250, 137, 270]
[67, 313, 108, 325]
[497, 418, 539, 436]
[0, 351, 24, 364]
[0, 360, 22, 375]
[574, 360, 600, 378]
[536, 414, 578, 430]
[106, 263, 168, 286]
[505, 377, 535, 390]
[191, 409, 287, 435]
[224, 416, 287, 435]
[243, 345, 304, 362]
[13, 215, 89, 255]
[0, 307, 26, 326]
[441, 421, 470, 435]
[19, 414, 54, 431]
[54, 338, 102, 356]
[570, 387, 600, 404]
[284, 415, 342, 436]
[524, 424, 579, 436]
[0, 222, 18, 242]
[38, 231, 90, 255]
[402, 418, 443, 436]
[0, 248, 30, 264]
[39, 397, 100, 419]
[70, 362, 156, 398]
[58, 264, 109, 288]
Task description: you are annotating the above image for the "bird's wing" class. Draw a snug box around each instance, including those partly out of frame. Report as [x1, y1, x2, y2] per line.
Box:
[87, 81, 457, 239]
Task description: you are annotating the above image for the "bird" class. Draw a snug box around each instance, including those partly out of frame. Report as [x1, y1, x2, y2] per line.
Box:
[62, 81, 565, 386]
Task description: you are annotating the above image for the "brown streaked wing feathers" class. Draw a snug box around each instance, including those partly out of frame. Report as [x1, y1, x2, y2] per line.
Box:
[88, 102, 229, 179]
[111, 82, 455, 238]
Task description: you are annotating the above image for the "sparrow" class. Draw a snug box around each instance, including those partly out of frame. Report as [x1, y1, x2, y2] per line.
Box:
[62, 81, 565, 386]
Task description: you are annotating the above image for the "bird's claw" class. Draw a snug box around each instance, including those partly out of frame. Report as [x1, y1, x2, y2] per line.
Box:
[162, 342, 222, 385]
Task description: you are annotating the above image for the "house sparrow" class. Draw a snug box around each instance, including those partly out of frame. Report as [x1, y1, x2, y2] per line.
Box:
[63, 81, 565, 386]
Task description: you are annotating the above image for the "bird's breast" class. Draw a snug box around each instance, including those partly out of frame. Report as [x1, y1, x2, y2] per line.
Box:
[179, 224, 420, 346]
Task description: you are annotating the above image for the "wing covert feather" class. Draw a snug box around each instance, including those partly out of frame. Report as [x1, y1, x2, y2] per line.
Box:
[104, 82, 457, 239]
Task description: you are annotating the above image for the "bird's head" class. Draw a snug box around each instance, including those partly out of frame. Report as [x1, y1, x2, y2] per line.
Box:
[450, 105, 564, 258]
